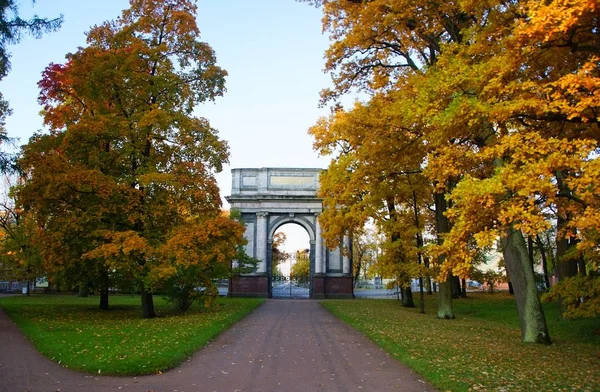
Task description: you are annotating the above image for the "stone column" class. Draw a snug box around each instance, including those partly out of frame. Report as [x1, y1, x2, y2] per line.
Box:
[256, 212, 268, 274]
[315, 214, 323, 274]
[342, 234, 351, 275]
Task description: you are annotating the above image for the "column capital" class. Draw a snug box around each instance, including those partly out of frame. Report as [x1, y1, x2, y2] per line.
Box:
[256, 211, 269, 218]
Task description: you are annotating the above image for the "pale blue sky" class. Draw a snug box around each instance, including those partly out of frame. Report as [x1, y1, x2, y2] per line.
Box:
[3, 0, 335, 252]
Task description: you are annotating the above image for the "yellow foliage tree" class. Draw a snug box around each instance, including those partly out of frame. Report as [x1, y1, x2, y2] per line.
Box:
[307, 0, 600, 340]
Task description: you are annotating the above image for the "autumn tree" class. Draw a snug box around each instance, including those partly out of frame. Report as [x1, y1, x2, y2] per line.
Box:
[16, 0, 238, 318]
[271, 231, 288, 274]
[160, 213, 248, 312]
[304, 0, 486, 319]
[517, 0, 600, 318]
[0, 175, 42, 294]
[307, 0, 600, 340]
[311, 95, 433, 309]
[290, 250, 310, 279]
[352, 226, 378, 286]
[419, 0, 598, 336]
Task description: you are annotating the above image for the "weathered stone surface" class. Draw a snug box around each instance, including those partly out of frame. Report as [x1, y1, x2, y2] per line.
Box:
[230, 167, 320, 197]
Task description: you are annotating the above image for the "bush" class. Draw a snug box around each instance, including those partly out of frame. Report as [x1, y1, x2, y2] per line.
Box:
[162, 267, 220, 313]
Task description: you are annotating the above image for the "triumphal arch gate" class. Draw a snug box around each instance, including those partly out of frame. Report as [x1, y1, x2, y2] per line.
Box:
[225, 168, 353, 299]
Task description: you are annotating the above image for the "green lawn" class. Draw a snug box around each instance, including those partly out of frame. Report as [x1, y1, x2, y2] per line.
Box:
[321, 293, 600, 392]
[0, 294, 263, 375]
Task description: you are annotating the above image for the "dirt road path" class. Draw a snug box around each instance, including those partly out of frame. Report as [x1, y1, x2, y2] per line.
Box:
[0, 300, 434, 391]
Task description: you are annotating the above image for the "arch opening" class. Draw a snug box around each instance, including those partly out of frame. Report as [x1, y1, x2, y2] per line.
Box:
[271, 223, 311, 299]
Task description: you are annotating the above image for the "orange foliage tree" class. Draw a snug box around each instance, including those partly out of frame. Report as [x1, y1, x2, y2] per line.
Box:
[15, 0, 245, 317]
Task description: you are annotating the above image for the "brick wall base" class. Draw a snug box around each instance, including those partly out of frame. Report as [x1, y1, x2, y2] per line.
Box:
[230, 275, 269, 298]
[231, 275, 353, 299]
[312, 275, 353, 299]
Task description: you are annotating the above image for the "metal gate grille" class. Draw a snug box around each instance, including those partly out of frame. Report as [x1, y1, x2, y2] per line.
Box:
[271, 273, 310, 298]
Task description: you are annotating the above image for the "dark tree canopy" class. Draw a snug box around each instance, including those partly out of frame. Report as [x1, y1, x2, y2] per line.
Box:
[0, 0, 62, 172]
[0, 0, 62, 78]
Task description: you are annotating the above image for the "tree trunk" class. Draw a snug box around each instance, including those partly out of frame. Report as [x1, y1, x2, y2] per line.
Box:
[555, 217, 577, 278]
[411, 189, 425, 313]
[434, 191, 454, 318]
[535, 235, 551, 289]
[418, 276, 425, 313]
[451, 275, 461, 298]
[527, 235, 536, 292]
[501, 225, 551, 344]
[386, 197, 412, 307]
[577, 253, 586, 276]
[141, 288, 156, 318]
[545, 233, 556, 276]
[425, 258, 432, 295]
[100, 287, 109, 310]
[402, 286, 415, 308]
[556, 209, 580, 316]
[437, 280, 455, 319]
[78, 283, 89, 298]
[432, 280, 437, 293]
[353, 254, 363, 288]
[527, 235, 535, 267]
[99, 271, 109, 310]
[570, 237, 587, 276]
[460, 278, 467, 298]
[556, 174, 580, 281]
[508, 281, 514, 295]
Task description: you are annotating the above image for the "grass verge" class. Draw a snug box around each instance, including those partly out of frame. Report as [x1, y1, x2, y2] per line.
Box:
[321, 293, 599, 392]
[0, 294, 264, 376]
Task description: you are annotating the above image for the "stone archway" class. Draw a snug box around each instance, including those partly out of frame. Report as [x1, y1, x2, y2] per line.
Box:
[225, 167, 353, 299]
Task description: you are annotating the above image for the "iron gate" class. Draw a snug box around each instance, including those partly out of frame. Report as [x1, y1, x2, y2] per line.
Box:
[271, 253, 311, 299]
[271, 273, 310, 298]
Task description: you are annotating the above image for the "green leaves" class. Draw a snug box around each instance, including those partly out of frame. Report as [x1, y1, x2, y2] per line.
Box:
[544, 275, 600, 319]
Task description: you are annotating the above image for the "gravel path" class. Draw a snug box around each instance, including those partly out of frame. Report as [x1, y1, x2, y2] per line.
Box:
[0, 300, 434, 392]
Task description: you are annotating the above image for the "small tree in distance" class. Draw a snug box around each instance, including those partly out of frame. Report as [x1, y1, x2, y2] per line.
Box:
[291, 249, 310, 279]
